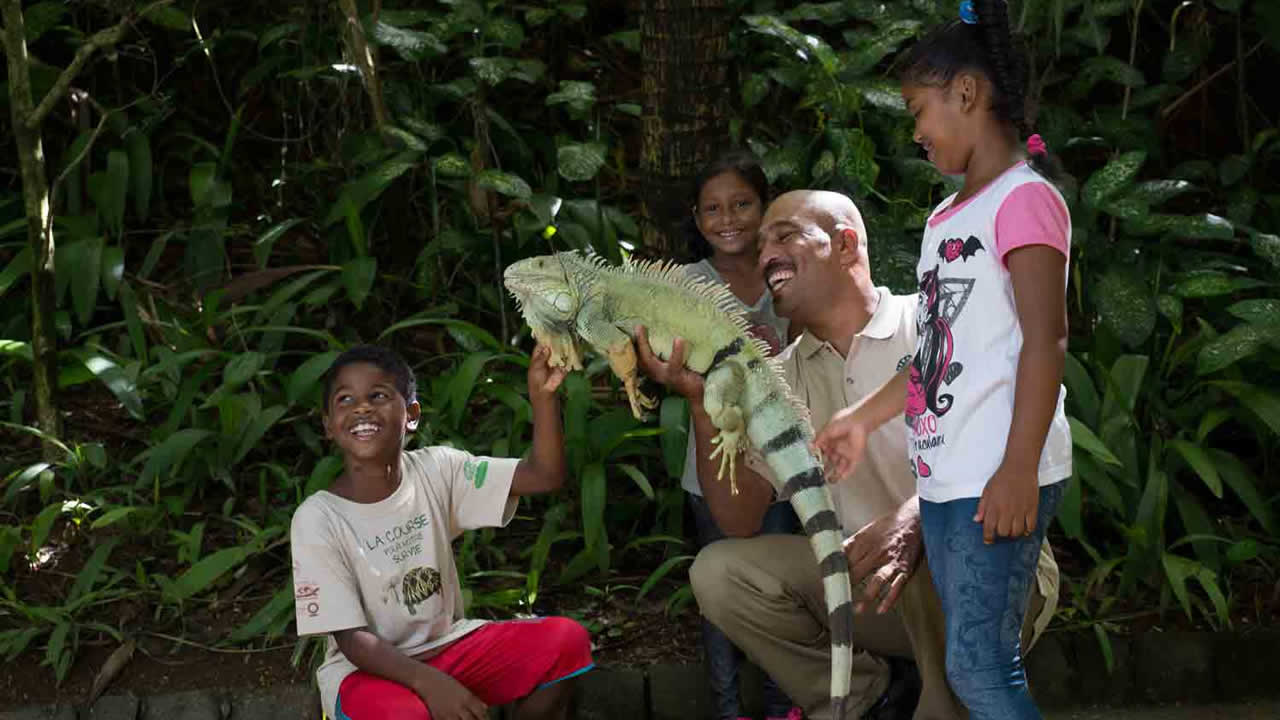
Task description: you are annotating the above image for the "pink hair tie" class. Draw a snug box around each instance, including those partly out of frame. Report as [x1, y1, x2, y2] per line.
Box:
[1026, 134, 1047, 156]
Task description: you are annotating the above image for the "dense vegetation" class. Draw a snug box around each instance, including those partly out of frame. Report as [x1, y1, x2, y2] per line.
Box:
[1, 0, 1278, 688]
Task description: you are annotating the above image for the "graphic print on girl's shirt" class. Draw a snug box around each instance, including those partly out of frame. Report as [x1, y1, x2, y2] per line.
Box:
[907, 162, 1074, 502]
[906, 239, 982, 479]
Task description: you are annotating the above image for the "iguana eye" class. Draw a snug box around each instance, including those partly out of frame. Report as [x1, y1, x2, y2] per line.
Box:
[553, 292, 573, 313]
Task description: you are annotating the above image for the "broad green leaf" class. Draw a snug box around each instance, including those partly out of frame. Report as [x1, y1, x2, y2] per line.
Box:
[371, 21, 444, 61]
[138, 429, 214, 487]
[1125, 179, 1196, 206]
[23, 2, 66, 43]
[101, 246, 124, 301]
[81, 353, 144, 420]
[470, 57, 517, 85]
[1171, 271, 1260, 298]
[68, 539, 118, 604]
[119, 282, 147, 363]
[69, 238, 104, 326]
[581, 463, 606, 550]
[1157, 294, 1183, 333]
[446, 352, 495, 428]
[1082, 151, 1145, 208]
[0, 246, 31, 300]
[1219, 154, 1251, 186]
[1197, 323, 1280, 375]
[840, 20, 920, 75]
[253, 218, 306, 268]
[165, 546, 249, 603]
[1100, 354, 1148, 419]
[233, 405, 287, 466]
[1093, 625, 1115, 675]
[0, 340, 32, 363]
[830, 127, 879, 190]
[433, 153, 470, 178]
[104, 150, 129, 236]
[1100, 195, 1149, 221]
[1228, 299, 1280, 326]
[1226, 539, 1260, 566]
[305, 456, 343, 497]
[637, 554, 694, 600]
[1168, 440, 1222, 498]
[616, 464, 656, 501]
[1212, 381, 1280, 436]
[545, 81, 597, 115]
[142, 5, 190, 31]
[1095, 270, 1155, 348]
[1058, 475, 1083, 538]
[1074, 452, 1124, 511]
[90, 507, 139, 530]
[743, 73, 770, 108]
[742, 15, 840, 74]
[557, 143, 608, 182]
[324, 153, 419, 226]
[1125, 213, 1235, 241]
[342, 257, 377, 310]
[1161, 553, 1229, 628]
[227, 585, 293, 643]
[1251, 233, 1280, 268]
[189, 162, 231, 209]
[1171, 483, 1221, 570]
[1073, 56, 1146, 92]
[126, 132, 152, 221]
[1062, 353, 1099, 426]
[45, 622, 72, 685]
[223, 352, 264, 389]
[288, 351, 341, 406]
[474, 170, 532, 200]
[30, 502, 63, 552]
[484, 17, 524, 48]
[1068, 417, 1122, 466]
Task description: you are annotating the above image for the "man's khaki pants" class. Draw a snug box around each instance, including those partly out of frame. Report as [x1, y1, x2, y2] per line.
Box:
[689, 535, 1049, 720]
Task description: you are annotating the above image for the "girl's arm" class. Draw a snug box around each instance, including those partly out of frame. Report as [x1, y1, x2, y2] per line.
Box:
[813, 365, 910, 481]
[512, 344, 569, 496]
[974, 244, 1067, 542]
[334, 628, 488, 720]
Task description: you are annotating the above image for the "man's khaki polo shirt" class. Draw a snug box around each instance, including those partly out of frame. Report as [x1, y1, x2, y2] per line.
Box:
[746, 286, 1059, 640]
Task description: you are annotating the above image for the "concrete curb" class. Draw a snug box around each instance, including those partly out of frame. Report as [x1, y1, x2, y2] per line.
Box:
[5, 630, 1278, 719]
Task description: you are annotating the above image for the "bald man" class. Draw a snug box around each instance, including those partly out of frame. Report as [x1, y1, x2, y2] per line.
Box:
[636, 190, 1059, 720]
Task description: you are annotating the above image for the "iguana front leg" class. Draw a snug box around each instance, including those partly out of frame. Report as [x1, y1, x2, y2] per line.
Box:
[574, 308, 658, 420]
[703, 362, 747, 495]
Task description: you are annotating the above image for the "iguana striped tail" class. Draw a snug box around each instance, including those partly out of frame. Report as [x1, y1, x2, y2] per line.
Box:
[743, 375, 855, 720]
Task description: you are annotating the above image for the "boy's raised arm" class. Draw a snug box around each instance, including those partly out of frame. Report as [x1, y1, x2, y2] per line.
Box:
[512, 344, 569, 496]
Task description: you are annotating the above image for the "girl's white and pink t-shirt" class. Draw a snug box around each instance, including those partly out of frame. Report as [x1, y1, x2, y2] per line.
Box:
[907, 162, 1073, 502]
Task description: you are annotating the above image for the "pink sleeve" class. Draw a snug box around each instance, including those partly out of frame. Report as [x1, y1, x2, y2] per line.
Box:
[994, 183, 1070, 266]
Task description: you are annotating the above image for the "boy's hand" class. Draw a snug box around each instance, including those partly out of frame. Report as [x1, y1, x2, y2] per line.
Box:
[974, 464, 1039, 544]
[813, 406, 871, 482]
[528, 343, 569, 397]
[633, 325, 705, 400]
[843, 498, 923, 614]
[415, 666, 488, 720]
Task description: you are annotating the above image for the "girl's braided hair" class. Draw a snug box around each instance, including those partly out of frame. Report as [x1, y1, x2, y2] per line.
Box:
[895, 0, 1063, 183]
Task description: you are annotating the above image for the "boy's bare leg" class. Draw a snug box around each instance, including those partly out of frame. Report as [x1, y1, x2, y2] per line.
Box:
[513, 678, 576, 720]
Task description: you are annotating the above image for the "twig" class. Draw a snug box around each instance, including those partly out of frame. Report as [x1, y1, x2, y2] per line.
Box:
[1161, 40, 1265, 119]
[141, 631, 293, 654]
[26, 1, 173, 129]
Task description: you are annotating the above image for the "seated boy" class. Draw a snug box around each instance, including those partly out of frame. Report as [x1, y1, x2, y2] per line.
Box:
[290, 343, 593, 720]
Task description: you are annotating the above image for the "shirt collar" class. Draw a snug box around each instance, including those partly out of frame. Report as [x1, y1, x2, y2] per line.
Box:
[796, 287, 902, 358]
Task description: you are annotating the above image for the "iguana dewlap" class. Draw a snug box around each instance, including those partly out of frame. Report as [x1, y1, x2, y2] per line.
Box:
[504, 250, 856, 719]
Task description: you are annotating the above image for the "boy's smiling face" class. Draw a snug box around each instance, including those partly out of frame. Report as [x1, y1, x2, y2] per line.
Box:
[324, 362, 420, 464]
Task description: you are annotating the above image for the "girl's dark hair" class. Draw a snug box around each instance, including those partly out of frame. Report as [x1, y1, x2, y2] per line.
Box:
[682, 150, 770, 261]
[895, 0, 1063, 183]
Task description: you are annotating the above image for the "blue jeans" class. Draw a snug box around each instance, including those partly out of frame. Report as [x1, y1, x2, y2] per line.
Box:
[919, 480, 1065, 720]
[689, 492, 799, 719]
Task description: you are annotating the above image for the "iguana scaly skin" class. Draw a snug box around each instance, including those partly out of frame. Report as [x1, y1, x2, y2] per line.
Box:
[504, 250, 855, 720]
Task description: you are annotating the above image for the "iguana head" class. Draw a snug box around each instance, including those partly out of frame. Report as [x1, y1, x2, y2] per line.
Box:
[503, 252, 588, 370]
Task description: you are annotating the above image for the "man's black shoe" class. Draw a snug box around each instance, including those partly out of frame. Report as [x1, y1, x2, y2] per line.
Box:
[862, 657, 922, 720]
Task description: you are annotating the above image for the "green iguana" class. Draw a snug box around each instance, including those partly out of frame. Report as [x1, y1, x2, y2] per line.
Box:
[504, 250, 855, 720]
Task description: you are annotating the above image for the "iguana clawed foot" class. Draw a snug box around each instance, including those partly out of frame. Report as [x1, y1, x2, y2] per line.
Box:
[605, 339, 658, 421]
[707, 405, 746, 495]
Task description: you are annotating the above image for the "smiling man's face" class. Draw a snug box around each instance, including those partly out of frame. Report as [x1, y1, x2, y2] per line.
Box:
[757, 191, 848, 322]
[324, 362, 419, 464]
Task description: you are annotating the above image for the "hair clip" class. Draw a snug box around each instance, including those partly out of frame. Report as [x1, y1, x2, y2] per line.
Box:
[1026, 134, 1047, 156]
[959, 0, 979, 24]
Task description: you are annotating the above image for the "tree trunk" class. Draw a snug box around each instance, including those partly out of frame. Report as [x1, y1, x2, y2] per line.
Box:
[636, 0, 731, 259]
[2, 0, 61, 454]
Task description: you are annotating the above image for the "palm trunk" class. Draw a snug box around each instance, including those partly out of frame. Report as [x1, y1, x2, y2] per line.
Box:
[637, 0, 731, 259]
[2, 0, 61, 453]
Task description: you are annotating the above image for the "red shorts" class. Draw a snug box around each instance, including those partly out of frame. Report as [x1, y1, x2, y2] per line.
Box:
[334, 617, 593, 719]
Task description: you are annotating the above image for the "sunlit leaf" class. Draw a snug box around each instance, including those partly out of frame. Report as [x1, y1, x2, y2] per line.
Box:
[1068, 417, 1122, 466]
[742, 14, 840, 74]
[1168, 440, 1222, 498]
[1095, 270, 1154, 348]
[1210, 382, 1280, 437]
[1197, 323, 1280, 375]
[371, 21, 445, 60]
[1082, 150, 1145, 208]
[475, 170, 532, 200]
[164, 546, 249, 603]
[288, 351, 341, 406]
[342, 256, 377, 310]
[557, 142, 607, 182]
[581, 463, 606, 550]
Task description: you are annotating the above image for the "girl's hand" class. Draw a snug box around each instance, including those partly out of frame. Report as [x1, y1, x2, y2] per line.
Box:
[528, 344, 569, 398]
[974, 465, 1039, 544]
[813, 407, 871, 482]
[415, 666, 488, 720]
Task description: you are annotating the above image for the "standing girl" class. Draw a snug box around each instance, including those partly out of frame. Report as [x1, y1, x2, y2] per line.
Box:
[678, 151, 801, 720]
[814, 2, 1072, 718]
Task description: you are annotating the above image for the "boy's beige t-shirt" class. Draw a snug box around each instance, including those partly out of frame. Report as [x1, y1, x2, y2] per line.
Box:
[290, 447, 519, 717]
